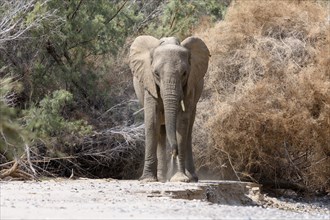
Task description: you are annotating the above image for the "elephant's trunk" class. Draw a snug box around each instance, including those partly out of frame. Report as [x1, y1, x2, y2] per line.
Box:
[162, 83, 181, 157]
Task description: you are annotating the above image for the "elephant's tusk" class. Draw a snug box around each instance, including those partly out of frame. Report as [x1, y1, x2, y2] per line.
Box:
[181, 100, 185, 112]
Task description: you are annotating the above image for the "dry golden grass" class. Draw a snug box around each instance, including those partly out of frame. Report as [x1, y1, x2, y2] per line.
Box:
[193, 0, 330, 193]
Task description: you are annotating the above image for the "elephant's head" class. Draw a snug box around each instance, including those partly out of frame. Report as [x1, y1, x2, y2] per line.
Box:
[129, 35, 210, 156]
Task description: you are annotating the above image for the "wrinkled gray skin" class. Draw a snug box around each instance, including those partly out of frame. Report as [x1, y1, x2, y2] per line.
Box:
[129, 35, 210, 182]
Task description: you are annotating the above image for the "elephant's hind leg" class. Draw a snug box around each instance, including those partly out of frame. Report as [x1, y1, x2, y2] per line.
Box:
[185, 107, 198, 182]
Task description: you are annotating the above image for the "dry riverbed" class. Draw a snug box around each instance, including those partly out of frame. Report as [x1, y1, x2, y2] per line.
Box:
[0, 178, 329, 219]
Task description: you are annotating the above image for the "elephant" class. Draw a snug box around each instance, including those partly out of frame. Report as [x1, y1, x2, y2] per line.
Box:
[129, 35, 210, 182]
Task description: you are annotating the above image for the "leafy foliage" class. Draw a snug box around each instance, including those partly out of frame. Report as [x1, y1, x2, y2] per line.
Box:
[0, 78, 27, 161]
[145, 0, 229, 39]
[13, 0, 143, 107]
[23, 90, 92, 138]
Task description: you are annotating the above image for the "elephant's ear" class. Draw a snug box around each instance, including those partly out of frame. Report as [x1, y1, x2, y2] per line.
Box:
[181, 37, 210, 94]
[129, 35, 160, 98]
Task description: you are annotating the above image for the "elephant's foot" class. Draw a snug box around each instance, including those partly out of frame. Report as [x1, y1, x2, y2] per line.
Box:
[186, 170, 198, 182]
[157, 175, 166, 183]
[170, 172, 190, 182]
[157, 172, 167, 183]
[139, 174, 157, 182]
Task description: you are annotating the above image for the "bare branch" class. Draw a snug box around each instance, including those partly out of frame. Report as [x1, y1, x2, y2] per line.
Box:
[70, 0, 84, 20]
[0, 0, 63, 45]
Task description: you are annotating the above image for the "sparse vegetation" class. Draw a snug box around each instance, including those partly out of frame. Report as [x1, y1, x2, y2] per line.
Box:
[1, 0, 329, 195]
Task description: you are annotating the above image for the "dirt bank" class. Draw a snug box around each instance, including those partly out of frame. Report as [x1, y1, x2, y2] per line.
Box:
[1, 179, 329, 219]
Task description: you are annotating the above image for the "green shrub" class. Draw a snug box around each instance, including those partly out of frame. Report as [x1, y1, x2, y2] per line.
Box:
[23, 90, 92, 138]
[0, 78, 27, 161]
[145, 0, 229, 40]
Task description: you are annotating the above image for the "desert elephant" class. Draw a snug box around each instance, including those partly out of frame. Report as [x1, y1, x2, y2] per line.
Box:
[129, 35, 210, 182]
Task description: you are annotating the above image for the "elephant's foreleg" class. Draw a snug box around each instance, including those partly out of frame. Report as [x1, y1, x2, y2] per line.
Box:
[140, 92, 160, 182]
[170, 113, 190, 182]
[157, 125, 167, 182]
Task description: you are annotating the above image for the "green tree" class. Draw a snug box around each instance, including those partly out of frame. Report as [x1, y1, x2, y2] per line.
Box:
[1, 0, 143, 108]
[36, 0, 142, 107]
[145, 0, 229, 40]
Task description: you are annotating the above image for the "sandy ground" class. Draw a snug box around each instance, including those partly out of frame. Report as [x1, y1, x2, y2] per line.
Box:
[0, 178, 329, 220]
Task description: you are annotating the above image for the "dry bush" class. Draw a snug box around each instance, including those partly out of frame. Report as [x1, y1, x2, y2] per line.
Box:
[0, 160, 35, 180]
[72, 124, 145, 179]
[4, 124, 145, 180]
[193, 0, 330, 193]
